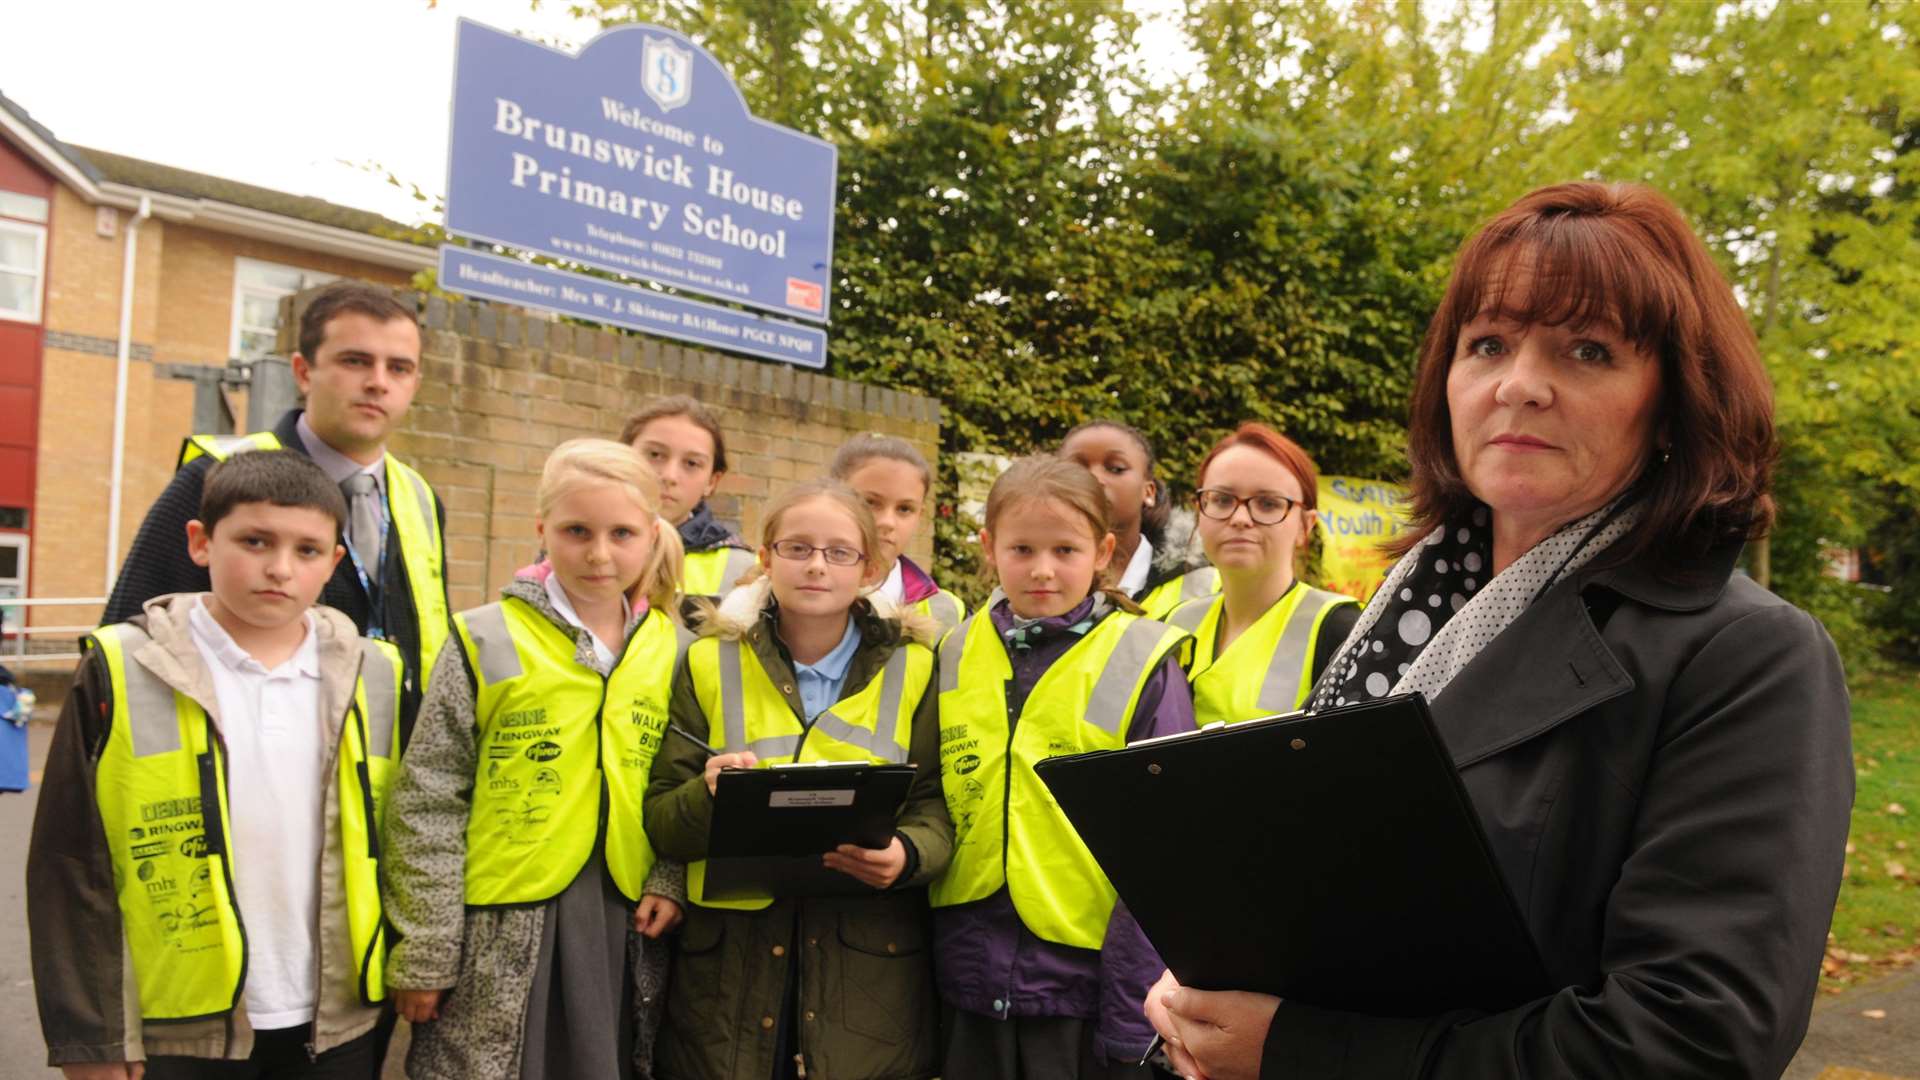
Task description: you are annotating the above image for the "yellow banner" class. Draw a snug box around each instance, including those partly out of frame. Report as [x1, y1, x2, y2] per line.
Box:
[1314, 476, 1414, 604]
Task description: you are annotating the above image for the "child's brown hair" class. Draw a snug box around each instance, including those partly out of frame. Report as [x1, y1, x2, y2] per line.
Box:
[982, 453, 1143, 613]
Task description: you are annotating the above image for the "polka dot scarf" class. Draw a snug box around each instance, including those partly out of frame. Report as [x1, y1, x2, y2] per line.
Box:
[1310, 499, 1641, 710]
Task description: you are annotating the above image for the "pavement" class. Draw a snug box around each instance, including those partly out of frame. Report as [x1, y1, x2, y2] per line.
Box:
[3, 718, 1917, 1077]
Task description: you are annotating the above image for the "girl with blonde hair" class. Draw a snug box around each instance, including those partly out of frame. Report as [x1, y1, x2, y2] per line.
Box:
[385, 438, 689, 1079]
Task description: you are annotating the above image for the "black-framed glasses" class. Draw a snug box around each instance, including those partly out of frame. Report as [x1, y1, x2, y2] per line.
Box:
[1194, 488, 1298, 526]
[770, 539, 865, 567]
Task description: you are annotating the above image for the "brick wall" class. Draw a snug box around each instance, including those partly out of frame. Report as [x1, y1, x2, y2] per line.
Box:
[285, 288, 942, 614]
[28, 190, 415, 627]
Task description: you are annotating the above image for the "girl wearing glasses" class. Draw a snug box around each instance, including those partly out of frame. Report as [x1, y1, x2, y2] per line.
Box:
[644, 480, 952, 1080]
[1165, 423, 1359, 724]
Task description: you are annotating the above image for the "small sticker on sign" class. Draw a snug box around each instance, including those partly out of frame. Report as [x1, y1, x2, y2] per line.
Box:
[770, 789, 855, 808]
[787, 278, 824, 312]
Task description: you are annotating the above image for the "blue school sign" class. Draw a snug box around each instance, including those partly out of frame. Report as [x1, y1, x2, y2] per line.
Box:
[443, 19, 837, 328]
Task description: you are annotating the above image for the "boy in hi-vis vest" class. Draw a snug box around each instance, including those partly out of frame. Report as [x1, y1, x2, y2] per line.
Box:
[29, 451, 405, 1079]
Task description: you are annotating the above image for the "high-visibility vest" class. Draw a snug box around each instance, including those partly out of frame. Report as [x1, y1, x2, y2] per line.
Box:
[684, 632, 934, 911]
[913, 589, 967, 637]
[180, 432, 449, 686]
[1167, 583, 1357, 724]
[681, 547, 758, 598]
[454, 597, 686, 905]
[1138, 566, 1219, 621]
[929, 608, 1187, 949]
[90, 623, 403, 1020]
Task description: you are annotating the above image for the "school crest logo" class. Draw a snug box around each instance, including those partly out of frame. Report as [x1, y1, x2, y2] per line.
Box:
[643, 36, 693, 113]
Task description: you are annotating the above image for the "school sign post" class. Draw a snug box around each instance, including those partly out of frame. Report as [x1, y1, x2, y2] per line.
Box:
[439, 19, 836, 367]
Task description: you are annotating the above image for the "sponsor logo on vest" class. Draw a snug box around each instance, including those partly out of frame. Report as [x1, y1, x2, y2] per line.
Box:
[141, 797, 202, 822]
[158, 902, 219, 937]
[191, 865, 212, 894]
[496, 725, 562, 742]
[940, 723, 970, 744]
[130, 840, 168, 861]
[137, 860, 157, 882]
[952, 753, 982, 775]
[487, 761, 522, 792]
[532, 767, 562, 793]
[488, 744, 517, 759]
[500, 708, 549, 728]
[525, 740, 563, 762]
[178, 836, 208, 858]
[131, 818, 201, 837]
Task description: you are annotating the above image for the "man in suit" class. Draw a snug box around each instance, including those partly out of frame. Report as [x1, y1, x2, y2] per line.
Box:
[105, 281, 450, 737]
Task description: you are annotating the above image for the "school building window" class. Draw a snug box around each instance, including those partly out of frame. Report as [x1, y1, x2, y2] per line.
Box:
[230, 257, 337, 359]
[0, 218, 46, 324]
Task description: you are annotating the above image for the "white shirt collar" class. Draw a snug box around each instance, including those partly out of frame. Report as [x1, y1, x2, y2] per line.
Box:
[189, 596, 319, 679]
[295, 412, 384, 490]
[1117, 536, 1154, 597]
[873, 558, 906, 606]
[544, 572, 618, 670]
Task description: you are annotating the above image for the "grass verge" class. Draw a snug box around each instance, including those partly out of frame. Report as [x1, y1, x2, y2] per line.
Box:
[1823, 669, 1920, 992]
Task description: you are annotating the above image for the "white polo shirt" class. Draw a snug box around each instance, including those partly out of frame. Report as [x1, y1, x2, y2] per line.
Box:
[187, 599, 326, 1030]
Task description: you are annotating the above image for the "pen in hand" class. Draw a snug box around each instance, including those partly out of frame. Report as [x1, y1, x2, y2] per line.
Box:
[665, 721, 715, 759]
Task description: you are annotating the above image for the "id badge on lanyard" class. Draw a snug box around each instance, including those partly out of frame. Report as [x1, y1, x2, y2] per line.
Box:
[345, 512, 390, 642]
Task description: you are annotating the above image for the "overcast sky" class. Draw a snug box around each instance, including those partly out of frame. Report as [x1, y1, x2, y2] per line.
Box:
[3, 0, 1192, 228]
[1, 0, 605, 226]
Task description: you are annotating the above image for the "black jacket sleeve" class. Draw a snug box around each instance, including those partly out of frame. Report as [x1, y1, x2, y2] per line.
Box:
[27, 650, 142, 1065]
[102, 460, 214, 625]
[1260, 603, 1853, 1078]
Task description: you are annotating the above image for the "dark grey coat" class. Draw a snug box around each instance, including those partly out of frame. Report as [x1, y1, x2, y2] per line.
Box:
[1263, 542, 1853, 1078]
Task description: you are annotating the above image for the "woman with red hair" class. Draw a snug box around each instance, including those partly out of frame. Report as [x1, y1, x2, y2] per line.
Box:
[1166, 423, 1358, 723]
[1146, 182, 1852, 1079]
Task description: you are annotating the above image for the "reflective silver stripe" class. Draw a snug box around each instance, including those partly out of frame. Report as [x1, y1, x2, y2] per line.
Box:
[1167, 598, 1212, 632]
[359, 641, 400, 758]
[395, 462, 438, 544]
[1181, 567, 1219, 601]
[462, 604, 522, 685]
[938, 616, 974, 695]
[873, 645, 911, 741]
[721, 548, 758, 591]
[101, 626, 184, 758]
[809, 710, 908, 764]
[811, 647, 912, 763]
[925, 592, 961, 633]
[1257, 590, 1349, 715]
[1084, 619, 1179, 735]
[188, 431, 277, 463]
[746, 734, 802, 760]
[718, 639, 748, 753]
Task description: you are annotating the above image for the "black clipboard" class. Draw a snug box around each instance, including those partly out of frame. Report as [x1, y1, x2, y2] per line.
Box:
[1034, 693, 1551, 1017]
[703, 762, 916, 901]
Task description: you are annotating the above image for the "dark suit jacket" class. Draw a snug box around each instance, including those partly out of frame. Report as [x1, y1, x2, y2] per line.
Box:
[102, 409, 450, 739]
[1262, 542, 1852, 1078]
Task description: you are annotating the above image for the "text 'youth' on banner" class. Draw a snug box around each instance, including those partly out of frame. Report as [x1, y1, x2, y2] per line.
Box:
[444, 19, 836, 325]
[442, 247, 827, 369]
[1315, 476, 1414, 605]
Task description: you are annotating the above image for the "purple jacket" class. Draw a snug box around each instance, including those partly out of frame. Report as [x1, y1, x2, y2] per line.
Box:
[933, 595, 1196, 1062]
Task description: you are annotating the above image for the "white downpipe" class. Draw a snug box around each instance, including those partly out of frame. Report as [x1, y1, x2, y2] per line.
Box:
[103, 195, 151, 594]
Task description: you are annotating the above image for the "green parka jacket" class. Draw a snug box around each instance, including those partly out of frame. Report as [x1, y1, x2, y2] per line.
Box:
[643, 596, 952, 1080]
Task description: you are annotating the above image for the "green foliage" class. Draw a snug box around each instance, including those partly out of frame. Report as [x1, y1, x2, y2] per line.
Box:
[548, 0, 1920, 654]
[1825, 668, 1920, 988]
